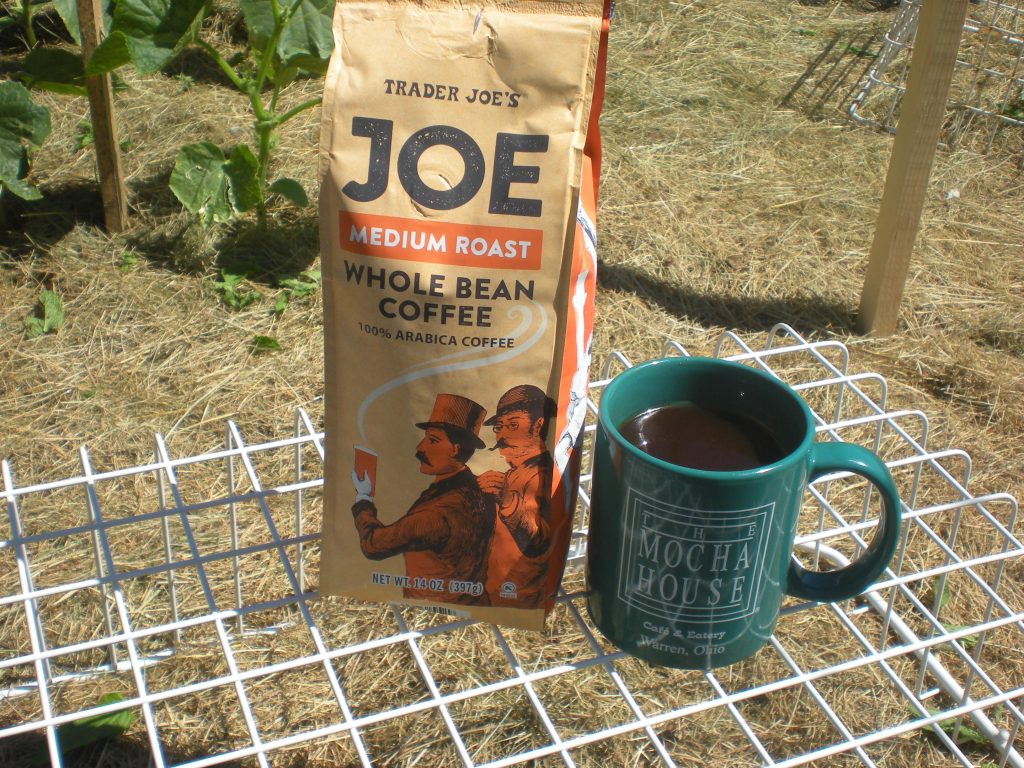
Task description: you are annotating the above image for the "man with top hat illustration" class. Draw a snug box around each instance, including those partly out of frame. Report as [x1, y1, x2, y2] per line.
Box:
[476, 384, 556, 607]
[350, 393, 494, 606]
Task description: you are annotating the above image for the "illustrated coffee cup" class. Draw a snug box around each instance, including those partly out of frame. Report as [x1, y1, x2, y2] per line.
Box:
[586, 356, 902, 669]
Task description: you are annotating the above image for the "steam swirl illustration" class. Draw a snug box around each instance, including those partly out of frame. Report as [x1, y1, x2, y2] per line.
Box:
[356, 301, 547, 442]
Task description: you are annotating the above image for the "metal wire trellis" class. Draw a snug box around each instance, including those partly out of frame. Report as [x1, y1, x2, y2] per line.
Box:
[1, 324, 1022, 767]
[848, 0, 1024, 155]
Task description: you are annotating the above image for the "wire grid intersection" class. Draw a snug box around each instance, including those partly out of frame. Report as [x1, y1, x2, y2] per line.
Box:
[2, 324, 1022, 767]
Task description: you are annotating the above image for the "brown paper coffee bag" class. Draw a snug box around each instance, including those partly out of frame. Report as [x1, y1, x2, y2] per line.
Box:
[319, 0, 610, 630]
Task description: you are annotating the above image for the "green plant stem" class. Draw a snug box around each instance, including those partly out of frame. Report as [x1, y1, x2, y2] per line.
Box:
[252, 0, 286, 98]
[211, 0, 316, 225]
[196, 27, 275, 224]
[276, 97, 322, 127]
[254, 118, 274, 225]
[248, 70, 275, 225]
[196, 39, 247, 91]
[248, 0, 297, 225]
[21, 0, 37, 48]
[250, 0, 305, 96]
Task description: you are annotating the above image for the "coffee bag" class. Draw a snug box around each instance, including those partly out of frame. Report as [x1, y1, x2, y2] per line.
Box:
[318, 0, 610, 630]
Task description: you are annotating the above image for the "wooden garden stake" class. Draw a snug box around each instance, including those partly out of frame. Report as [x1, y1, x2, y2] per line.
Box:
[77, 0, 128, 233]
[857, 0, 969, 336]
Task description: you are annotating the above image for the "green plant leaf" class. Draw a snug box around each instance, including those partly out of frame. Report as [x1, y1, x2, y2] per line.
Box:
[118, 251, 138, 272]
[845, 43, 878, 59]
[24, 289, 64, 337]
[52, 0, 83, 44]
[224, 144, 261, 214]
[75, 120, 95, 150]
[174, 73, 195, 92]
[169, 142, 232, 226]
[85, 30, 134, 75]
[277, 269, 319, 298]
[273, 268, 320, 315]
[51, 0, 113, 45]
[277, 279, 315, 297]
[278, 0, 333, 65]
[931, 576, 951, 612]
[30, 692, 134, 766]
[0, 80, 52, 148]
[22, 47, 88, 96]
[0, 142, 41, 201]
[269, 177, 308, 207]
[924, 707, 986, 745]
[39, 289, 64, 332]
[0, 82, 51, 202]
[251, 334, 282, 353]
[238, 0, 275, 43]
[217, 270, 248, 289]
[941, 624, 979, 650]
[88, 0, 208, 74]
[23, 317, 45, 337]
[213, 270, 260, 310]
[237, 291, 261, 309]
[239, 0, 332, 70]
[1001, 90, 1024, 120]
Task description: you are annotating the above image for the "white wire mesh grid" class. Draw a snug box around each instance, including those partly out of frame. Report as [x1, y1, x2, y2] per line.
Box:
[1, 323, 1022, 767]
[848, 0, 1024, 155]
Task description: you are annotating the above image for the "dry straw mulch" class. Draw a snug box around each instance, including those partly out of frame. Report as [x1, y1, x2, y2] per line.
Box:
[1, 1, 1023, 766]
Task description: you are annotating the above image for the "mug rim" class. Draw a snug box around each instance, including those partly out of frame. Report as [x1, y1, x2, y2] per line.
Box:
[598, 355, 816, 479]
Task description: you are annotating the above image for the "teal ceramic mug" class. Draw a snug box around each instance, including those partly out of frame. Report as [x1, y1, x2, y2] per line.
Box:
[586, 356, 902, 669]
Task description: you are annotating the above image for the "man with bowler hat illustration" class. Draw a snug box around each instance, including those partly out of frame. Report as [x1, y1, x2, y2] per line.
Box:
[477, 384, 556, 607]
[350, 393, 494, 606]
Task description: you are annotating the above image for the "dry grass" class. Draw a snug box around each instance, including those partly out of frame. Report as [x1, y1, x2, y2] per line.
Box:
[1, 0, 1023, 766]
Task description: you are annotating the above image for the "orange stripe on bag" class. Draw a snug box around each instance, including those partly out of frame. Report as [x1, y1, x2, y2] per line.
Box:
[340, 211, 543, 270]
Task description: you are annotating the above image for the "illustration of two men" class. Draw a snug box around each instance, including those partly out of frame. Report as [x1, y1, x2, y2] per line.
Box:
[350, 385, 555, 608]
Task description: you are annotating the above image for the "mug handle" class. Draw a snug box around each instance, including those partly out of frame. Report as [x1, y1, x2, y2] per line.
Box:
[785, 441, 902, 603]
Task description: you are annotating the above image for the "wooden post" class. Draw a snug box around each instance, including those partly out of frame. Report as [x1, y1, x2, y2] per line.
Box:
[77, 0, 128, 233]
[857, 0, 969, 336]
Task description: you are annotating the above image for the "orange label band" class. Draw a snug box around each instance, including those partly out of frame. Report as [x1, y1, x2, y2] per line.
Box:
[340, 211, 543, 270]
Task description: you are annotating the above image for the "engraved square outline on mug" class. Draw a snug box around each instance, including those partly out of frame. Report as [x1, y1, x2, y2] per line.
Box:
[617, 488, 772, 624]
